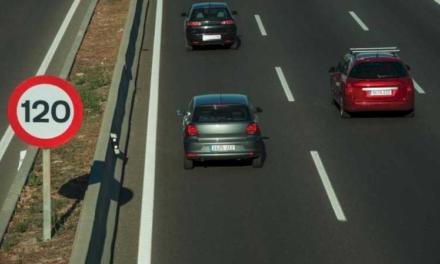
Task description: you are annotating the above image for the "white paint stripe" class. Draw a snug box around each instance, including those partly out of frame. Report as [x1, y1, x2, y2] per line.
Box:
[137, 0, 163, 262]
[412, 79, 426, 94]
[17, 150, 27, 171]
[0, 127, 14, 162]
[310, 151, 347, 222]
[0, 0, 81, 162]
[275, 67, 295, 102]
[349, 11, 369, 31]
[435, 0, 440, 5]
[254, 14, 268, 36]
[37, 0, 82, 75]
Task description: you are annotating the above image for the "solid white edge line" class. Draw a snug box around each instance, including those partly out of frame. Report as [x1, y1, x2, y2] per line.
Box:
[36, 0, 82, 75]
[310, 151, 347, 222]
[275, 67, 295, 102]
[348, 11, 369, 31]
[137, 0, 163, 262]
[0, 0, 81, 162]
[412, 79, 426, 94]
[435, 0, 440, 5]
[254, 14, 268, 36]
[0, 127, 14, 162]
[17, 150, 27, 171]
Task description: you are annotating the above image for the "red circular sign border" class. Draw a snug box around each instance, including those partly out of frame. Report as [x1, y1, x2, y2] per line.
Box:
[8, 75, 83, 148]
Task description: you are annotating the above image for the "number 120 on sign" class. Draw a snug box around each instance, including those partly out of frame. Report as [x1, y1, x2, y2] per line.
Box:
[21, 100, 71, 123]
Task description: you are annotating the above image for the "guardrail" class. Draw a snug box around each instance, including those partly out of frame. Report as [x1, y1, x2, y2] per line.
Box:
[69, 0, 149, 262]
[0, 0, 99, 244]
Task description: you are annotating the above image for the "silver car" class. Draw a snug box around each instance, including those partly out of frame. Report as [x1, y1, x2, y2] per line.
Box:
[178, 94, 265, 169]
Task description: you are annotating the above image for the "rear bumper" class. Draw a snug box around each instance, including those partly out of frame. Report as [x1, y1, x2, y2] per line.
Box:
[184, 139, 264, 161]
[345, 98, 414, 112]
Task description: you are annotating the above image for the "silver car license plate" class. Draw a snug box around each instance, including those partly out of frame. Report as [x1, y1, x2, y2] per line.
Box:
[210, 145, 236, 152]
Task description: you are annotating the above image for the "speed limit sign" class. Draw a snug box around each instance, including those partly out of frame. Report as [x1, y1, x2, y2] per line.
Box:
[8, 75, 83, 148]
[8, 75, 83, 241]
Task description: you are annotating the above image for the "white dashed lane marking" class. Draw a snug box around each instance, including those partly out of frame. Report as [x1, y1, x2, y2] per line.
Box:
[275, 67, 295, 102]
[412, 79, 426, 94]
[254, 14, 268, 36]
[310, 151, 347, 222]
[349, 11, 369, 31]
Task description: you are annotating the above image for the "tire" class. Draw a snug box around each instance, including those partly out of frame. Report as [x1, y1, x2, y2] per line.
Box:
[185, 43, 194, 51]
[405, 109, 415, 118]
[252, 155, 264, 168]
[184, 157, 194, 170]
[339, 98, 350, 118]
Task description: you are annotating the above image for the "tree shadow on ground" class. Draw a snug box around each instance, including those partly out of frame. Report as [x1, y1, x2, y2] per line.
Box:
[54, 173, 134, 236]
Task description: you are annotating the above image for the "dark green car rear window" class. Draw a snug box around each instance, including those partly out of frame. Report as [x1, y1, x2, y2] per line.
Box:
[349, 62, 408, 79]
[193, 105, 250, 123]
[191, 8, 231, 21]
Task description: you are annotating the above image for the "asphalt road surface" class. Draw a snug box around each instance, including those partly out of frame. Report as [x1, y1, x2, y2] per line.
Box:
[113, 0, 440, 263]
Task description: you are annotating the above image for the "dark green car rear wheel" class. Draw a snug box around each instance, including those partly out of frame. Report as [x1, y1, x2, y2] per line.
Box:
[252, 156, 264, 168]
[184, 157, 194, 170]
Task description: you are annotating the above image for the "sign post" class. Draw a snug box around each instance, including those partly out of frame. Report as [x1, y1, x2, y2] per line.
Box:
[42, 149, 51, 240]
[8, 75, 83, 241]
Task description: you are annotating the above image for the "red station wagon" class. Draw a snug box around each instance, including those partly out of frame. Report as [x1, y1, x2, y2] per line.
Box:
[329, 47, 415, 118]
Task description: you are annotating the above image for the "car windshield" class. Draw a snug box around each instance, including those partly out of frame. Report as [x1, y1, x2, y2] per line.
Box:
[192, 105, 250, 123]
[349, 62, 408, 79]
[190, 7, 231, 21]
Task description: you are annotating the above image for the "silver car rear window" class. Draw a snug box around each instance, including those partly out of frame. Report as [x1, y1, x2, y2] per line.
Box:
[193, 105, 250, 123]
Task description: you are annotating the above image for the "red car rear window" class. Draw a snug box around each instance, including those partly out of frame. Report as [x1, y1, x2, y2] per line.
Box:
[349, 62, 408, 79]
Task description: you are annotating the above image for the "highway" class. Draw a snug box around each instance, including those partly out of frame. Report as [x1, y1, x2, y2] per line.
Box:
[112, 0, 440, 263]
[0, 0, 75, 208]
[0, 0, 97, 226]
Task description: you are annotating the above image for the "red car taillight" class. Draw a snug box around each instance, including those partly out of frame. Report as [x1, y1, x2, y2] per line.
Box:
[246, 122, 259, 135]
[221, 19, 235, 25]
[186, 124, 198, 137]
[187, 21, 202, 27]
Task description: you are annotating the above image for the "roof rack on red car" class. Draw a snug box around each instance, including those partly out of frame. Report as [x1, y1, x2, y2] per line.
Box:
[350, 47, 400, 56]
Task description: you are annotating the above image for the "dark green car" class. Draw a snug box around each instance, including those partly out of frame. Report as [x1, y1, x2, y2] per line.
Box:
[178, 94, 265, 169]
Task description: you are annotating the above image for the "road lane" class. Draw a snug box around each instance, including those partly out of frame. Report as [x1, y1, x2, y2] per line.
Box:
[263, 0, 440, 262]
[0, 0, 74, 208]
[0, 0, 73, 136]
[113, 0, 440, 263]
[115, 0, 349, 263]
